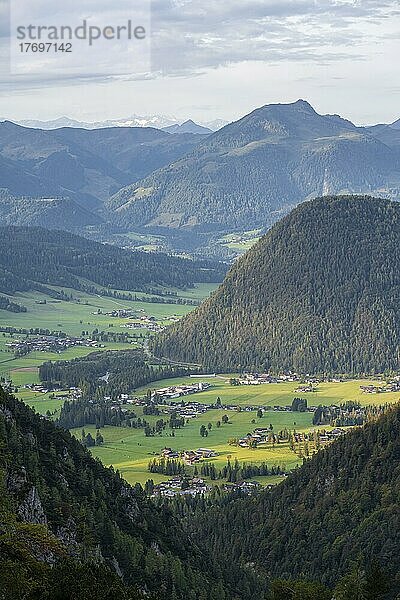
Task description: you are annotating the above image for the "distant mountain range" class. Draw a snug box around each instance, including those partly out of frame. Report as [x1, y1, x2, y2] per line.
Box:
[6, 115, 228, 132]
[2, 100, 400, 253]
[163, 120, 213, 135]
[107, 100, 400, 234]
[153, 195, 400, 374]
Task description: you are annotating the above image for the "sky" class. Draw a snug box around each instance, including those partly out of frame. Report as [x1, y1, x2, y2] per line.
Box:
[0, 0, 399, 125]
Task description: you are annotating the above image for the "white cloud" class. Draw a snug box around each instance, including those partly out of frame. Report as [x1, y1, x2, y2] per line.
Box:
[150, 0, 398, 74]
[0, 0, 399, 124]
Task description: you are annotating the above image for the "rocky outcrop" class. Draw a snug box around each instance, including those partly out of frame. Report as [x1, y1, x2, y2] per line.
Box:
[17, 485, 47, 525]
[7, 468, 47, 525]
[120, 483, 140, 521]
[6, 466, 28, 494]
[56, 517, 79, 556]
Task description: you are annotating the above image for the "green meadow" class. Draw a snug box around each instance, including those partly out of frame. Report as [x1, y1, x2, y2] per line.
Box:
[0, 283, 214, 383]
[2, 282, 399, 488]
[137, 375, 400, 407]
[71, 404, 309, 486]
[70, 375, 400, 486]
[20, 389, 67, 419]
[0, 286, 200, 335]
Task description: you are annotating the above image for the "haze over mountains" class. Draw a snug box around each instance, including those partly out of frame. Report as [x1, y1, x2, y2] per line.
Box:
[0, 121, 203, 225]
[1, 100, 400, 252]
[108, 100, 400, 234]
[6, 115, 227, 132]
[154, 196, 400, 374]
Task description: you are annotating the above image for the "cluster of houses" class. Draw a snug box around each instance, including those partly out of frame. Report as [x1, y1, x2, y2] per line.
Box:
[7, 336, 102, 355]
[222, 480, 263, 494]
[294, 385, 317, 393]
[227, 373, 347, 388]
[93, 308, 140, 319]
[228, 373, 300, 385]
[161, 447, 217, 464]
[151, 477, 209, 498]
[237, 429, 272, 448]
[23, 383, 50, 394]
[23, 384, 83, 400]
[360, 381, 400, 394]
[317, 428, 346, 442]
[151, 477, 267, 498]
[151, 382, 211, 402]
[237, 426, 288, 448]
[277, 404, 314, 412]
[287, 428, 346, 444]
[121, 319, 164, 333]
[23, 384, 144, 412]
[237, 426, 346, 448]
[164, 401, 210, 420]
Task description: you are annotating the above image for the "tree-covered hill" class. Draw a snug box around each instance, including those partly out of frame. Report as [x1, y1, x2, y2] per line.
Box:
[105, 101, 400, 233]
[0, 226, 226, 295]
[0, 190, 102, 230]
[0, 387, 249, 599]
[153, 195, 400, 374]
[187, 403, 400, 594]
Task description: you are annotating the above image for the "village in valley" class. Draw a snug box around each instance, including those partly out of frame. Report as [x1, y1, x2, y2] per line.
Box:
[5, 284, 400, 499]
[15, 369, 399, 496]
[149, 475, 264, 498]
[93, 306, 183, 334]
[3, 284, 399, 498]
[6, 335, 103, 356]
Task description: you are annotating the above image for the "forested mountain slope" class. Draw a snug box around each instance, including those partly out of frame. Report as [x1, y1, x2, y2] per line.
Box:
[188, 404, 400, 593]
[3, 102, 400, 242]
[0, 121, 203, 219]
[2, 384, 397, 598]
[106, 100, 400, 232]
[153, 196, 400, 373]
[0, 226, 226, 295]
[0, 190, 102, 229]
[0, 388, 248, 599]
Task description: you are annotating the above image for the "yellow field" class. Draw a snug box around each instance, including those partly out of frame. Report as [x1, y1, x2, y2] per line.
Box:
[70, 375, 400, 486]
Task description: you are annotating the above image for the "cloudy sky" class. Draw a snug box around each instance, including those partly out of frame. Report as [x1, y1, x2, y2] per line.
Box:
[0, 0, 399, 124]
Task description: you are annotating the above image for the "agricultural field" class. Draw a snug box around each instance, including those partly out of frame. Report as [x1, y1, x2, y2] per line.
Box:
[137, 375, 400, 407]
[70, 375, 400, 486]
[218, 229, 262, 254]
[71, 405, 309, 486]
[0, 286, 201, 334]
[3, 282, 399, 489]
[0, 283, 214, 384]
